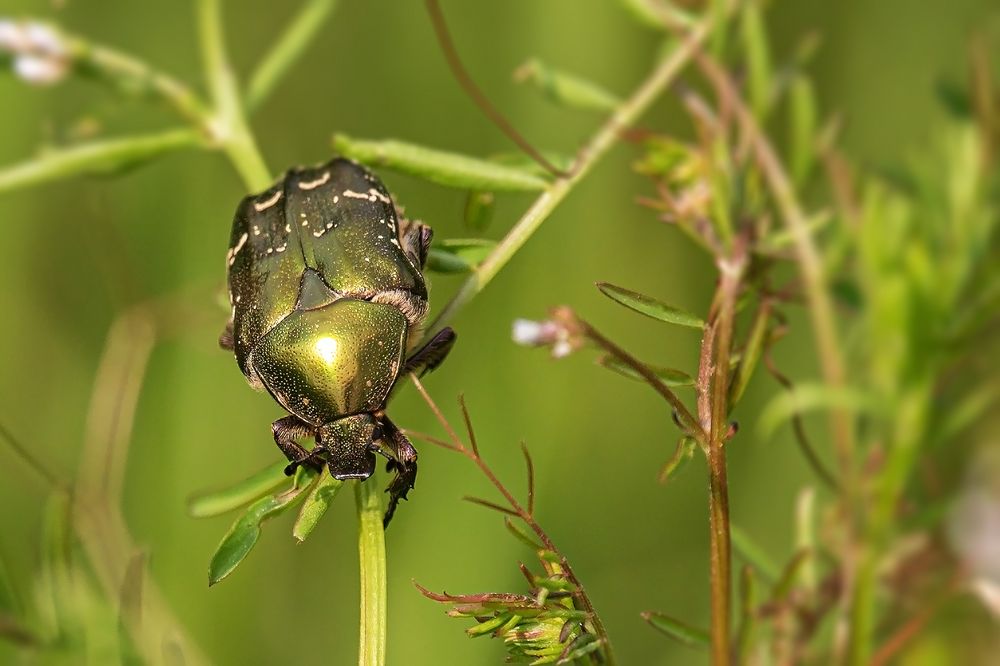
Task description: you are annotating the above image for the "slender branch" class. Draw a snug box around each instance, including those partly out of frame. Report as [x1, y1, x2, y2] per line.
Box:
[573, 313, 707, 443]
[424, 0, 568, 177]
[426, 16, 714, 337]
[692, 51, 856, 492]
[355, 478, 387, 666]
[247, 0, 340, 110]
[197, 0, 272, 190]
[408, 375, 617, 666]
[0, 422, 62, 489]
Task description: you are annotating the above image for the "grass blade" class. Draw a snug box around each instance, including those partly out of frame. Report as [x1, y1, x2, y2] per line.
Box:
[292, 470, 344, 542]
[642, 611, 710, 648]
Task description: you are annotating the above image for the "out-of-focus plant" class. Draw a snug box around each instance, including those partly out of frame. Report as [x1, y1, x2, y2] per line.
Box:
[510, 1, 999, 664]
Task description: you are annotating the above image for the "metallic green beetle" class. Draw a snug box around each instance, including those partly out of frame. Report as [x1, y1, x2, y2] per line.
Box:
[220, 158, 456, 525]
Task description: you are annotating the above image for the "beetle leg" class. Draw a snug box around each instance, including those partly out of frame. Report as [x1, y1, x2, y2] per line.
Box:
[271, 415, 322, 475]
[375, 417, 418, 527]
[402, 327, 457, 377]
[218, 320, 235, 351]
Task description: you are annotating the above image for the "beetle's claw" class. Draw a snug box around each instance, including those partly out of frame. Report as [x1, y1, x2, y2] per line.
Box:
[383, 460, 417, 528]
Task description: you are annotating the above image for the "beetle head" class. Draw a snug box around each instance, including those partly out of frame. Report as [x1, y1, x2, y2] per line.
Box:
[316, 413, 383, 480]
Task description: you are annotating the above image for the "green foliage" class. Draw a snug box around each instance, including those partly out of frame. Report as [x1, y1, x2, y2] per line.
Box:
[596, 282, 705, 328]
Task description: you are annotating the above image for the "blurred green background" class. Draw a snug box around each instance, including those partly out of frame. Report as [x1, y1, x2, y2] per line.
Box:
[0, 1, 997, 664]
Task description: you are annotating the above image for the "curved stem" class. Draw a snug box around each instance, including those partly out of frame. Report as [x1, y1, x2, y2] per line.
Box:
[355, 478, 387, 666]
[427, 17, 714, 338]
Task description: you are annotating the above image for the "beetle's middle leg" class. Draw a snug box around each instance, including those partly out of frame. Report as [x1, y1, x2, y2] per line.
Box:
[272, 415, 323, 476]
[402, 327, 456, 377]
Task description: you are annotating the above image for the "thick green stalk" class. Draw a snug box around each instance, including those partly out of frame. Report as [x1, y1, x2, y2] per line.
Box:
[427, 18, 714, 335]
[355, 479, 387, 666]
[197, 0, 272, 191]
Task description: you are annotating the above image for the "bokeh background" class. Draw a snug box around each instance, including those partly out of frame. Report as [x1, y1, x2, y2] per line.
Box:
[1, 1, 997, 664]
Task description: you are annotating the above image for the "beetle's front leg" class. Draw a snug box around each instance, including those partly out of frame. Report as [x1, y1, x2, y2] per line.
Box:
[271, 415, 323, 476]
[374, 417, 418, 527]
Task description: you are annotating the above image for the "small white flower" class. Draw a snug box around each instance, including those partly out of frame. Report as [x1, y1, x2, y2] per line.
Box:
[0, 20, 25, 52]
[0, 20, 70, 86]
[14, 53, 68, 85]
[511, 312, 582, 359]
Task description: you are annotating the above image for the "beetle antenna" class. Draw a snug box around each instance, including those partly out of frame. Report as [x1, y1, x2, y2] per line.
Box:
[424, 0, 570, 178]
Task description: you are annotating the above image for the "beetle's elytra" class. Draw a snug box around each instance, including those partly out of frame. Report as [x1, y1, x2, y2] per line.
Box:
[221, 157, 455, 525]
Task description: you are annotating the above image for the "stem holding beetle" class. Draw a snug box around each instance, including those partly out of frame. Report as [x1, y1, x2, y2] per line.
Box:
[355, 479, 388, 666]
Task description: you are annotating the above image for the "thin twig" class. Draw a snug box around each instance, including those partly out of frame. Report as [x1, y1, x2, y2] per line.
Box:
[424, 0, 568, 178]
[425, 16, 715, 339]
[573, 314, 708, 443]
[408, 375, 617, 666]
[0, 422, 62, 489]
[247, 0, 340, 110]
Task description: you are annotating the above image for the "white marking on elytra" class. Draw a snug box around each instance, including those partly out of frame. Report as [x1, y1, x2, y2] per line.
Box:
[302, 219, 309, 226]
[369, 188, 390, 204]
[284, 224, 291, 233]
[326, 222, 333, 229]
[235, 294, 241, 303]
[276, 244, 287, 253]
[390, 238, 400, 247]
[254, 190, 282, 212]
[313, 229, 325, 238]
[377, 235, 384, 240]
[343, 189, 371, 200]
[333, 195, 339, 204]
[298, 171, 331, 190]
[364, 256, 371, 262]
[227, 232, 249, 265]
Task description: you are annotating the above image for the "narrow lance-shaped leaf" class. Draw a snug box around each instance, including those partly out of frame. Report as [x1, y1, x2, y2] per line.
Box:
[332, 134, 549, 191]
[735, 566, 759, 662]
[642, 611, 710, 648]
[740, 1, 773, 120]
[208, 468, 318, 586]
[187, 460, 289, 518]
[292, 470, 344, 543]
[728, 302, 770, 406]
[514, 59, 621, 113]
[597, 354, 694, 388]
[0, 128, 201, 195]
[658, 437, 697, 484]
[596, 282, 705, 328]
[789, 75, 818, 185]
[464, 190, 495, 232]
[426, 238, 498, 274]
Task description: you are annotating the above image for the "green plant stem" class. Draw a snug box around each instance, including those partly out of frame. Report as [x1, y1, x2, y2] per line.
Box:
[247, 0, 340, 111]
[427, 18, 714, 336]
[355, 478, 387, 666]
[74, 36, 212, 128]
[197, 0, 272, 191]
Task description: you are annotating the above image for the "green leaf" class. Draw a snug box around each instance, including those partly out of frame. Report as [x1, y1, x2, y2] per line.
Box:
[642, 611, 710, 648]
[187, 461, 289, 518]
[427, 238, 496, 274]
[515, 59, 621, 113]
[556, 632, 603, 663]
[728, 303, 770, 406]
[464, 190, 495, 232]
[597, 354, 695, 387]
[657, 437, 697, 484]
[735, 566, 759, 662]
[740, 2, 773, 119]
[505, 518, 544, 551]
[292, 470, 344, 542]
[0, 129, 201, 195]
[596, 282, 704, 328]
[730, 524, 779, 581]
[759, 383, 873, 439]
[332, 134, 549, 191]
[208, 468, 318, 585]
[788, 75, 818, 185]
